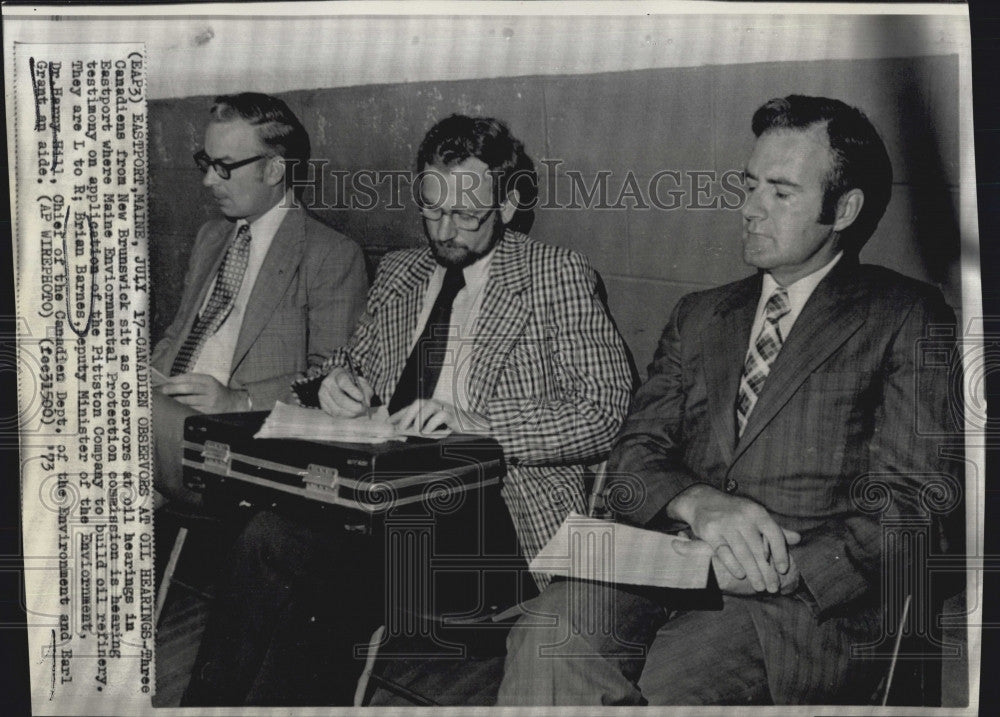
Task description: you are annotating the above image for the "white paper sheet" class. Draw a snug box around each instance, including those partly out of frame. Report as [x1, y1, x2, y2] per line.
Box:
[529, 513, 713, 589]
[254, 400, 451, 443]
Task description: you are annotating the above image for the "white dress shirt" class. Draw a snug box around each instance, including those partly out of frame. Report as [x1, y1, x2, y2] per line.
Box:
[747, 252, 844, 352]
[406, 248, 497, 410]
[191, 193, 291, 385]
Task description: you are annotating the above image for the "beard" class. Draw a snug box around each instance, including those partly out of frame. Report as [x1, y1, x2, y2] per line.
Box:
[427, 214, 506, 269]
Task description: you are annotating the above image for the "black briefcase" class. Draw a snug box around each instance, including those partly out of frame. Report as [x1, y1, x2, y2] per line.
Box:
[181, 411, 533, 622]
[182, 411, 503, 514]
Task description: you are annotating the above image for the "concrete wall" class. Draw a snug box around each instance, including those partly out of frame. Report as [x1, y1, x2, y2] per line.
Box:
[148, 54, 960, 374]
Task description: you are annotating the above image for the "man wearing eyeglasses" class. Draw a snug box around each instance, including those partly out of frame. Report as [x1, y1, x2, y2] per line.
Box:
[180, 114, 634, 706]
[150, 93, 368, 506]
[315, 113, 634, 574]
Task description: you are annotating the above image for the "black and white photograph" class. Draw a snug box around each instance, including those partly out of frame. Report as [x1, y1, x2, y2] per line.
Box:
[2, 2, 993, 715]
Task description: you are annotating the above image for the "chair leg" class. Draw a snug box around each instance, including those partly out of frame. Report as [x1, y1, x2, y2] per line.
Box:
[155, 526, 189, 627]
[881, 594, 912, 705]
[354, 624, 385, 706]
[587, 461, 608, 518]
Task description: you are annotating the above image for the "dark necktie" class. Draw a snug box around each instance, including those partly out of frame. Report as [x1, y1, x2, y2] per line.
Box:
[735, 286, 791, 437]
[170, 223, 252, 376]
[388, 267, 466, 413]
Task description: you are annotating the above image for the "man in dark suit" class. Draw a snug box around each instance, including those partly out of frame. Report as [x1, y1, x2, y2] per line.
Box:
[151, 93, 368, 505]
[498, 95, 962, 705]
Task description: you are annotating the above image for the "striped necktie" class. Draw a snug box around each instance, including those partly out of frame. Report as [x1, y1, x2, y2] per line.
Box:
[170, 222, 252, 376]
[735, 286, 791, 437]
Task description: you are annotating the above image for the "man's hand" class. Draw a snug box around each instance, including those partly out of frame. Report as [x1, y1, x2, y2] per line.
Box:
[667, 484, 801, 594]
[389, 399, 457, 434]
[673, 538, 801, 596]
[159, 373, 250, 414]
[711, 551, 801, 596]
[318, 367, 375, 417]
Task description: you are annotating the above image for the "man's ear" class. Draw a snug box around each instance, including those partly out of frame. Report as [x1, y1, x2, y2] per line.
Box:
[263, 155, 286, 188]
[832, 188, 864, 232]
[499, 189, 520, 224]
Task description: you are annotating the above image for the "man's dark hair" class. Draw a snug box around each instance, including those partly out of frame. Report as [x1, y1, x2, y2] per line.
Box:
[752, 95, 892, 254]
[210, 92, 310, 180]
[417, 114, 538, 232]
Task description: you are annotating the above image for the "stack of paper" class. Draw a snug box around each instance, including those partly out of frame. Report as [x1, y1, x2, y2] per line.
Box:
[254, 401, 450, 443]
[529, 513, 713, 589]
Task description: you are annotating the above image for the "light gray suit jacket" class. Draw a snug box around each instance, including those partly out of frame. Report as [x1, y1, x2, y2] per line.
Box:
[151, 206, 368, 409]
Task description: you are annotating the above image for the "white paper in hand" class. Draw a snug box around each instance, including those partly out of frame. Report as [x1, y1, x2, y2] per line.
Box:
[529, 513, 713, 589]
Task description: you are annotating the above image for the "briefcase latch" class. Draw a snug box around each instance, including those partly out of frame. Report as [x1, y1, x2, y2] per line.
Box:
[202, 441, 232, 474]
[304, 464, 340, 496]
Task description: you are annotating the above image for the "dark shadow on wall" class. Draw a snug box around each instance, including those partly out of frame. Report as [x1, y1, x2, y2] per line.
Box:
[878, 44, 961, 294]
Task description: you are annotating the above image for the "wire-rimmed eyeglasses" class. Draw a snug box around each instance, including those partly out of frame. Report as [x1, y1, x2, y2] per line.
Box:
[416, 203, 497, 231]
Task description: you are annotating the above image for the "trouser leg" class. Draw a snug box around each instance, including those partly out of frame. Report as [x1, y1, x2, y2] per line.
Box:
[181, 509, 379, 706]
[244, 588, 378, 705]
[497, 578, 669, 705]
[638, 596, 771, 705]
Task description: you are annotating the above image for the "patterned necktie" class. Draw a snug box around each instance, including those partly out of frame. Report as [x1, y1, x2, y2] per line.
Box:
[388, 267, 466, 414]
[736, 286, 791, 437]
[170, 223, 252, 376]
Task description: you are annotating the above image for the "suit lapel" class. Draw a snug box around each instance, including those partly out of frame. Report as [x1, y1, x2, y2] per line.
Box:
[381, 250, 438, 399]
[732, 258, 866, 463]
[230, 209, 304, 371]
[702, 274, 760, 466]
[466, 232, 531, 415]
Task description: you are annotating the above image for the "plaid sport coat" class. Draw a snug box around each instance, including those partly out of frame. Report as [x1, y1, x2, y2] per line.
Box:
[606, 255, 962, 702]
[151, 207, 368, 409]
[320, 230, 634, 586]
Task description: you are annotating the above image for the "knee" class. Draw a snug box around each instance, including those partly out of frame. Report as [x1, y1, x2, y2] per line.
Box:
[229, 511, 294, 577]
[505, 580, 572, 657]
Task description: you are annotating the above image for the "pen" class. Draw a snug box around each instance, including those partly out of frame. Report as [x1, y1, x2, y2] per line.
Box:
[344, 354, 383, 411]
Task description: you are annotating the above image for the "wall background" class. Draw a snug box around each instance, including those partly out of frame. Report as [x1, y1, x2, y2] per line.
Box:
[5, 13, 965, 100]
[147, 53, 961, 373]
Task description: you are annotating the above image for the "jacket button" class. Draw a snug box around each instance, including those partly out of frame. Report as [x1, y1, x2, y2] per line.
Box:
[725, 478, 738, 494]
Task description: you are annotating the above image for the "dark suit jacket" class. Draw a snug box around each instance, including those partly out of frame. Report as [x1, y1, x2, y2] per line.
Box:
[151, 207, 368, 409]
[606, 256, 961, 702]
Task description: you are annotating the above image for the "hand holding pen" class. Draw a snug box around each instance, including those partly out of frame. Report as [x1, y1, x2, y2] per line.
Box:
[318, 355, 382, 417]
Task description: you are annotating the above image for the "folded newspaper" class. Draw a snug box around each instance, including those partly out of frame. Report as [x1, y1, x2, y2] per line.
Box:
[529, 513, 714, 589]
[254, 400, 450, 443]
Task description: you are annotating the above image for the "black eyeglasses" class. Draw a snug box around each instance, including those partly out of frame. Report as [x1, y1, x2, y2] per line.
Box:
[193, 150, 266, 180]
[416, 203, 497, 230]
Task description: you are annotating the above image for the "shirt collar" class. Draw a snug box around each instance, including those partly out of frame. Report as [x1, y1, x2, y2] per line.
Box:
[433, 244, 498, 287]
[241, 189, 292, 239]
[461, 245, 498, 286]
[761, 251, 843, 313]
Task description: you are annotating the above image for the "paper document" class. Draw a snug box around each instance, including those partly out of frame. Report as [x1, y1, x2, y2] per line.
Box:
[254, 401, 451, 443]
[529, 513, 713, 589]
